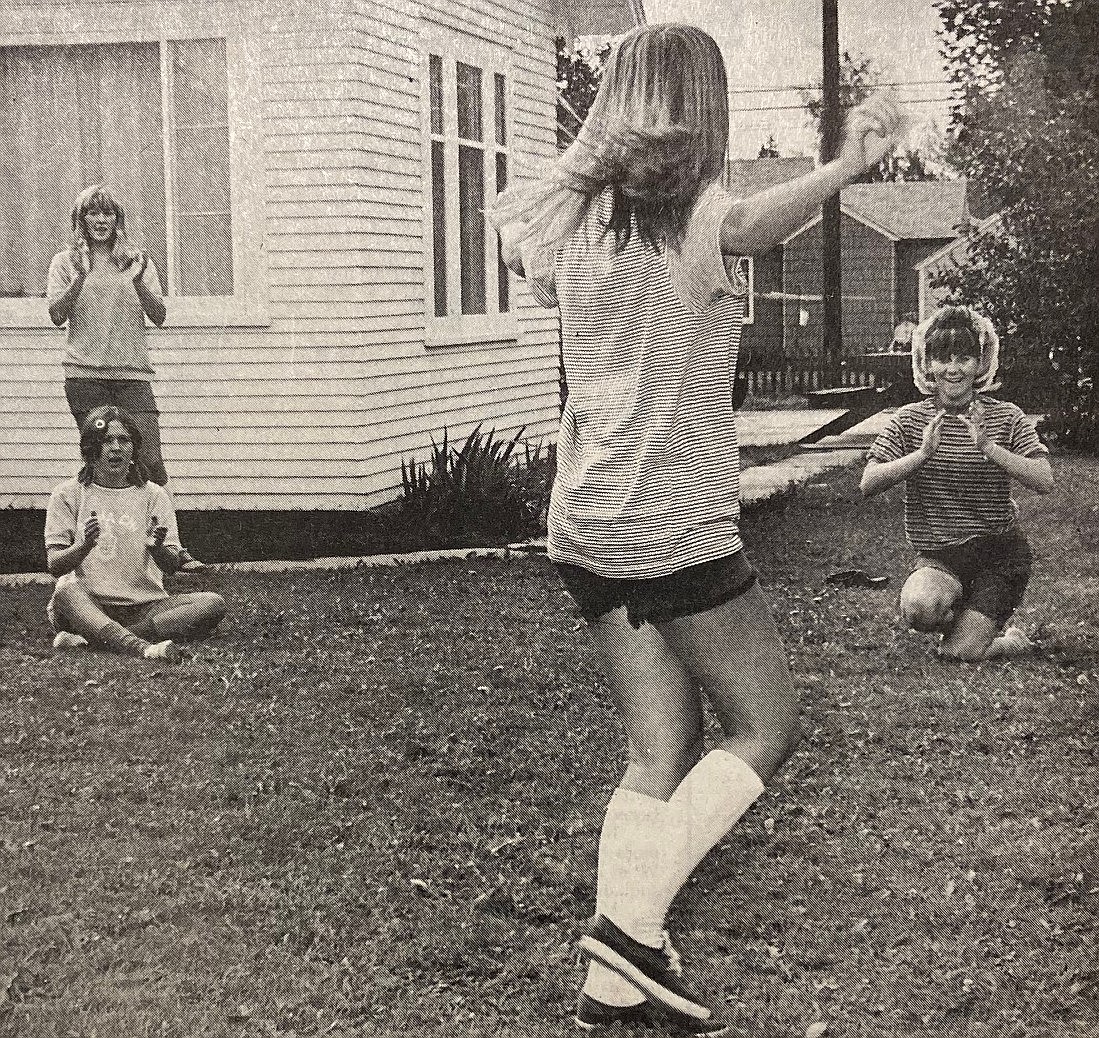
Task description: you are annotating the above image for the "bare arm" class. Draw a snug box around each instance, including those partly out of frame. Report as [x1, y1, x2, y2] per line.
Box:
[46, 513, 100, 578]
[984, 445, 1054, 494]
[957, 409, 1055, 494]
[861, 412, 944, 497]
[722, 95, 905, 256]
[48, 273, 86, 327]
[48, 250, 88, 327]
[132, 254, 166, 327]
[498, 222, 526, 277]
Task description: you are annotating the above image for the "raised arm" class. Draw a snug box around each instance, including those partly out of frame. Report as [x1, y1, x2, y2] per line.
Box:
[132, 253, 166, 327]
[861, 412, 944, 498]
[722, 95, 904, 256]
[958, 411, 1055, 494]
[47, 511, 101, 578]
[47, 250, 88, 328]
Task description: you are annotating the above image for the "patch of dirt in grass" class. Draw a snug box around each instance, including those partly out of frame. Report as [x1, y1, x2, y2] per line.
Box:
[1, 457, 1098, 1036]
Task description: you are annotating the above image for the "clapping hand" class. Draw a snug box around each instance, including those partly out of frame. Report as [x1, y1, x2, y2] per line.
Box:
[73, 241, 91, 277]
[130, 251, 149, 283]
[82, 510, 101, 547]
[920, 411, 945, 460]
[957, 400, 989, 452]
[145, 514, 168, 550]
[839, 95, 905, 177]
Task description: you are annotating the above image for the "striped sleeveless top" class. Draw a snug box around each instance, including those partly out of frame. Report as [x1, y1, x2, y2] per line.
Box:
[531, 183, 748, 579]
[868, 396, 1047, 552]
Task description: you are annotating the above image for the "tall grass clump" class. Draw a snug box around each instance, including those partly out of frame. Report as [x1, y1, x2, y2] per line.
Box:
[398, 426, 553, 547]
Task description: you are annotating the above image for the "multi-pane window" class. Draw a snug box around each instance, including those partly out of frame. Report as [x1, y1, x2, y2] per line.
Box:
[427, 46, 510, 325]
[0, 38, 232, 299]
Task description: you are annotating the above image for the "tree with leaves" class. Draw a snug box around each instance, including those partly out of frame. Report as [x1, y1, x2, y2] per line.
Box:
[556, 38, 609, 149]
[803, 51, 940, 182]
[758, 135, 781, 158]
[935, 0, 1099, 448]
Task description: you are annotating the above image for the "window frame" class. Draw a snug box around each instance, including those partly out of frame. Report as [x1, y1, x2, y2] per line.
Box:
[421, 31, 517, 349]
[737, 256, 755, 325]
[0, 7, 267, 330]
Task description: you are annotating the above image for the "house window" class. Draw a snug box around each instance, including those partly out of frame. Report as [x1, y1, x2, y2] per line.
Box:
[0, 38, 232, 301]
[425, 40, 513, 342]
[731, 256, 755, 324]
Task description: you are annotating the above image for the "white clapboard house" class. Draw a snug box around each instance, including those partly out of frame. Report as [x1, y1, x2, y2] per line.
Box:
[0, 0, 642, 511]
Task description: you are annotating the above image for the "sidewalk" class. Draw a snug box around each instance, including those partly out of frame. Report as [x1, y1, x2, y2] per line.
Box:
[737, 407, 869, 505]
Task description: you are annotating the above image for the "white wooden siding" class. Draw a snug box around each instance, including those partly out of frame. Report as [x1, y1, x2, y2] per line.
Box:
[0, 0, 564, 512]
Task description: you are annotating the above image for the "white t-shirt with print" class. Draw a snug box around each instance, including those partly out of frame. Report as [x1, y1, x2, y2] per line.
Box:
[44, 479, 180, 606]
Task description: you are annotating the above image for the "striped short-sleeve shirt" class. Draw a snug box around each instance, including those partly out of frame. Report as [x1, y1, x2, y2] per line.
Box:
[534, 182, 748, 579]
[868, 396, 1048, 552]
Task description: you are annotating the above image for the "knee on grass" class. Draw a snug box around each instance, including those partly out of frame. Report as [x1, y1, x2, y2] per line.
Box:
[939, 634, 993, 663]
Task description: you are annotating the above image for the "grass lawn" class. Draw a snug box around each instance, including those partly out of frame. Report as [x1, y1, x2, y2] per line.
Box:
[2, 456, 1099, 1038]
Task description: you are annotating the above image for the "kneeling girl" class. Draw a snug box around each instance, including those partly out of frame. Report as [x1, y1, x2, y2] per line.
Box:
[861, 306, 1054, 661]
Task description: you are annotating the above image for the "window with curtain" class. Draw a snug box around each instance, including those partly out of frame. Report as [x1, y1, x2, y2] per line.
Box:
[427, 45, 510, 325]
[0, 38, 232, 300]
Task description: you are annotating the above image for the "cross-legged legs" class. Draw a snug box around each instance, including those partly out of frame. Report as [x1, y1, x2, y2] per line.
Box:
[50, 584, 225, 657]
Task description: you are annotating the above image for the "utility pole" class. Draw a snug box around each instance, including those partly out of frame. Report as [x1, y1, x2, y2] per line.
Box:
[821, 0, 843, 385]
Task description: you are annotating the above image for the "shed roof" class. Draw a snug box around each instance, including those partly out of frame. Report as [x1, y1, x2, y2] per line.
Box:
[841, 180, 969, 240]
[549, 0, 645, 38]
[725, 156, 815, 197]
[727, 158, 970, 243]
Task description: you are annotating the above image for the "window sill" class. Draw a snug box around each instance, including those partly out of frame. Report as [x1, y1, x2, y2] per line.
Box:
[426, 313, 520, 349]
[0, 297, 270, 330]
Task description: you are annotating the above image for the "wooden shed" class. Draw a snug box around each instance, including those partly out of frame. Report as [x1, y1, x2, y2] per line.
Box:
[0, 0, 641, 514]
[730, 166, 970, 390]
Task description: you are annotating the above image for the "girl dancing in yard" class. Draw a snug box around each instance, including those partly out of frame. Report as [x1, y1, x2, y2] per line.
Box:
[861, 306, 1054, 661]
[493, 23, 902, 1034]
[45, 406, 226, 662]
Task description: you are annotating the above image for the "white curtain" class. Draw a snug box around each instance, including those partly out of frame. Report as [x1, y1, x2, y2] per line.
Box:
[0, 42, 166, 298]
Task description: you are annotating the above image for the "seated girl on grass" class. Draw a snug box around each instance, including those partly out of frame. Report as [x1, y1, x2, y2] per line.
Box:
[45, 406, 226, 662]
[861, 306, 1054, 662]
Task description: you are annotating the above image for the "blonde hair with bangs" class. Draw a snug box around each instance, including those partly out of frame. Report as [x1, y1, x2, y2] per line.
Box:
[491, 24, 729, 280]
[70, 184, 141, 269]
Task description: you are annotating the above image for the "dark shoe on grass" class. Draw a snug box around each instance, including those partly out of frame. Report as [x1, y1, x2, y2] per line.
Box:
[575, 993, 729, 1035]
[578, 917, 716, 1022]
[177, 549, 208, 574]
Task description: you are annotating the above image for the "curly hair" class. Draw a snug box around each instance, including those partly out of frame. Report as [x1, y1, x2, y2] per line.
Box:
[77, 406, 149, 487]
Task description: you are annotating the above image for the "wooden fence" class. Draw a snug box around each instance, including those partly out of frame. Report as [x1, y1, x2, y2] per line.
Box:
[738, 357, 882, 397]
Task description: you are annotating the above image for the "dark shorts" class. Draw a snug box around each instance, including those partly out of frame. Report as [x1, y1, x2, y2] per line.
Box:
[556, 551, 758, 628]
[915, 530, 1033, 628]
[64, 378, 167, 484]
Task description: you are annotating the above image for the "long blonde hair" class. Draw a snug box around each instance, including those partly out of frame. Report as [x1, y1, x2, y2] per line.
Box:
[70, 184, 141, 269]
[490, 24, 729, 280]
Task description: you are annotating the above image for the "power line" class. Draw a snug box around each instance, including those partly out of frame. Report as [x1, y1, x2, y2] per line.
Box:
[729, 78, 948, 95]
[731, 96, 954, 113]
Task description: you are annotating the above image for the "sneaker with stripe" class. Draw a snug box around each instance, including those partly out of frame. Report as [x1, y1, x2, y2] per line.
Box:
[575, 993, 729, 1035]
[578, 916, 716, 1022]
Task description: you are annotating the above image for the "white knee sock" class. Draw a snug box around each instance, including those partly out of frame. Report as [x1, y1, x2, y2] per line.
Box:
[599, 751, 765, 949]
[649, 750, 764, 930]
[584, 788, 671, 1006]
[594, 787, 671, 945]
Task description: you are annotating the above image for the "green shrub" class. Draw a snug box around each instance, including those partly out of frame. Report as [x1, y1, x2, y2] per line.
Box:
[397, 426, 552, 547]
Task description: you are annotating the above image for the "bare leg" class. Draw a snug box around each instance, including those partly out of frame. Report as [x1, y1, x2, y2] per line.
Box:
[51, 583, 152, 657]
[658, 581, 800, 782]
[900, 566, 963, 634]
[134, 592, 226, 642]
